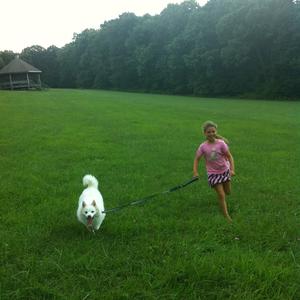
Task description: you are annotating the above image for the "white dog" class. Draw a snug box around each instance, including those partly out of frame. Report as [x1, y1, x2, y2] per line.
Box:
[77, 174, 106, 231]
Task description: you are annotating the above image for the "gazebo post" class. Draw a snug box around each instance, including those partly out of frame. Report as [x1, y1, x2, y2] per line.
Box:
[38, 73, 41, 89]
[9, 74, 13, 90]
[27, 73, 30, 89]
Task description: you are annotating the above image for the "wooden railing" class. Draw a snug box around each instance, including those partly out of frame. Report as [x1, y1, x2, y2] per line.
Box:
[0, 80, 41, 89]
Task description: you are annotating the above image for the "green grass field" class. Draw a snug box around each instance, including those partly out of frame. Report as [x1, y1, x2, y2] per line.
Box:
[0, 89, 299, 299]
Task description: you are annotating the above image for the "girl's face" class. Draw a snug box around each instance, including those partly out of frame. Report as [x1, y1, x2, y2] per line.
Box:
[204, 126, 217, 142]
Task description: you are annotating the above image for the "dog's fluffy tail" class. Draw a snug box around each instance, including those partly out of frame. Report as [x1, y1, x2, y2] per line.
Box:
[83, 174, 98, 188]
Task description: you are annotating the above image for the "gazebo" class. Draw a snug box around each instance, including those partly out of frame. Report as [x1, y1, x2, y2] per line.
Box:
[0, 56, 42, 90]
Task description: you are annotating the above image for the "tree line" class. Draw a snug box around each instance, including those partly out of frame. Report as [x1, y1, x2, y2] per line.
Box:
[1, 0, 300, 99]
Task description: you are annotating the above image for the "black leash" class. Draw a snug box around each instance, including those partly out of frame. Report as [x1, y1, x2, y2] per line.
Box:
[102, 176, 199, 214]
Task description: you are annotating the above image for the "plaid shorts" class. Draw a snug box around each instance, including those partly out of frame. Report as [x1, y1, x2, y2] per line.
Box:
[208, 169, 231, 187]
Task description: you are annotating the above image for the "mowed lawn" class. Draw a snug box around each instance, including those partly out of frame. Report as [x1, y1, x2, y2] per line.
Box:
[0, 89, 299, 299]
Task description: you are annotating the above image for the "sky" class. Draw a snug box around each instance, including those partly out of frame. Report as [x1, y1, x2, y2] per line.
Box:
[1, 0, 208, 53]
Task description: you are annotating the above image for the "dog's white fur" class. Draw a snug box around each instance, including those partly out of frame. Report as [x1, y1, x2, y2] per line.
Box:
[77, 174, 106, 231]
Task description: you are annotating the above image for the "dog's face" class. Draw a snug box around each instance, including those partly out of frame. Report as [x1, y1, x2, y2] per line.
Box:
[81, 200, 98, 226]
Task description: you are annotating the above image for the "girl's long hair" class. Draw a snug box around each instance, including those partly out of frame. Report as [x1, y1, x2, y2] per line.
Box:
[202, 121, 229, 144]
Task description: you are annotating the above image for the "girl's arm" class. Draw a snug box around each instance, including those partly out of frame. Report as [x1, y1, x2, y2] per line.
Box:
[193, 154, 202, 177]
[225, 150, 235, 176]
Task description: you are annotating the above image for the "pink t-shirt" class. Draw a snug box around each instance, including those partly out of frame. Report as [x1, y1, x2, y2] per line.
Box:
[196, 139, 230, 174]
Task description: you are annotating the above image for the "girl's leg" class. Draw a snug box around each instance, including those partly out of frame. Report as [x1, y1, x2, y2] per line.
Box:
[213, 183, 232, 222]
[223, 180, 231, 195]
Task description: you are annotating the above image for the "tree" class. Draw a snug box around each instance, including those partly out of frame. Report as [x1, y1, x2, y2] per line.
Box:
[16, 0, 300, 98]
[0, 51, 16, 69]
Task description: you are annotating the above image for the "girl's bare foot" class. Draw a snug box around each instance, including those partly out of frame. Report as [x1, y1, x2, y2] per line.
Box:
[226, 215, 232, 223]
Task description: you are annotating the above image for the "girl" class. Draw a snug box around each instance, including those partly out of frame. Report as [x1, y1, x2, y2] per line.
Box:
[193, 121, 235, 222]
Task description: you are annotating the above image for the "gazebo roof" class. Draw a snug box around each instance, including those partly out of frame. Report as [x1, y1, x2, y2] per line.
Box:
[0, 57, 42, 75]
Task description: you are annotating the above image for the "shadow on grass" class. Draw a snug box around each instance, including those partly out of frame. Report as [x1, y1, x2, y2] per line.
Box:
[47, 218, 136, 243]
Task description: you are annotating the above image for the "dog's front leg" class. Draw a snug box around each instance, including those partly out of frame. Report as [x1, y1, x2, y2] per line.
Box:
[86, 225, 95, 234]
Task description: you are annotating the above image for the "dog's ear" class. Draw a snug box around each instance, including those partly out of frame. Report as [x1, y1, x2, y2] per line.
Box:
[82, 201, 86, 208]
[92, 200, 96, 207]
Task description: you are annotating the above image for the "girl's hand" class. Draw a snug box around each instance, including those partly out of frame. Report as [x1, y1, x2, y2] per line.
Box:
[230, 170, 235, 176]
